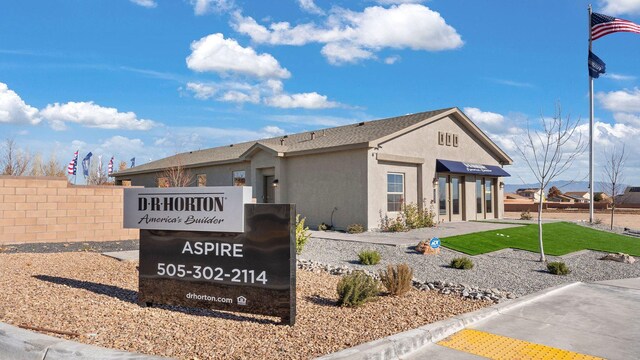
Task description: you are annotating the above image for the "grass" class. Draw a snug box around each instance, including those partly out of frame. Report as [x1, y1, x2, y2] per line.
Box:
[441, 222, 640, 256]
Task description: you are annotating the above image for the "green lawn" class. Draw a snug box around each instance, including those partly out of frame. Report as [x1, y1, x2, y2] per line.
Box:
[441, 222, 640, 256]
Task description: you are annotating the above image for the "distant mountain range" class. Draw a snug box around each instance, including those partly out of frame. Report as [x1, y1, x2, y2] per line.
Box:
[504, 180, 629, 195]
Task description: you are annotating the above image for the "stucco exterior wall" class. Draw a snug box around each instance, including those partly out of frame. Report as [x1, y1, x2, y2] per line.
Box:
[119, 162, 251, 189]
[285, 149, 369, 230]
[0, 176, 138, 244]
[369, 115, 507, 225]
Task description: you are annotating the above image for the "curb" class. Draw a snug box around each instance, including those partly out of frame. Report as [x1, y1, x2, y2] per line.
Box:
[315, 281, 582, 360]
[0, 322, 171, 360]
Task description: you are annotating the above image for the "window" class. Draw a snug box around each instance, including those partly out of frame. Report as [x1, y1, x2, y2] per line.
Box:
[158, 177, 169, 188]
[438, 131, 445, 145]
[476, 179, 483, 213]
[387, 173, 404, 212]
[233, 170, 246, 186]
[451, 177, 460, 215]
[438, 176, 447, 215]
[485, 178, 493, 213]
[197, 174, 207, 187]
[446, 133, 452, 146]
[453, 134, 459, 147]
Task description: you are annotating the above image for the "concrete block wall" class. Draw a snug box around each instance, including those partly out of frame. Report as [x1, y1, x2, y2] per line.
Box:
[0, 176, 139, 245]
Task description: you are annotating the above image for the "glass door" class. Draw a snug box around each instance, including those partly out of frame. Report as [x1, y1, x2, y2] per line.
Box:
[438, 176, 447, 220]
[450, 176, 463, 221]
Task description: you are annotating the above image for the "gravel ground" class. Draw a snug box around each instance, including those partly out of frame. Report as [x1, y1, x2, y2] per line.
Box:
[0, 252, 488, 360]
[300, 237, 640, 296]
[0, 239, 139, 254]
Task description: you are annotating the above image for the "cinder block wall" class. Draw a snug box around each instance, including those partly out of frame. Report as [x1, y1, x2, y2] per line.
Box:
[0, 176, 139, 245]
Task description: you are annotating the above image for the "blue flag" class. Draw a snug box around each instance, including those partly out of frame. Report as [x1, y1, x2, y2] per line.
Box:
[82, 152, 93, 177]
[588, 51, 606, 79]
[130, 157, 135, 168]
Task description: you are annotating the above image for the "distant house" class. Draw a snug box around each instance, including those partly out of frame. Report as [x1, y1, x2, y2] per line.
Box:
[505, 192, 529, 201]
[548, 193, 576, 203]
[618, 186, 640, 205]
[564, 191, 590, 203]
[593, 192, 611, 202]
[516, 188, 545, 203]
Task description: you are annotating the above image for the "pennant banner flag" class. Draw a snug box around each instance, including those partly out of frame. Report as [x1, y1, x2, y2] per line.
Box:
[130, 157, 136, 168]
[67, 150, 78, 175]
[97, 155, 103, 177]
[588, 51, 606, 78]
[82, 152, 93, 177]
[592, 12, 640, 40]
[108, 156, 114, 176]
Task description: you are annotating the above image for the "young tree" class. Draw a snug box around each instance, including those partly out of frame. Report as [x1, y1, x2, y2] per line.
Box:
[30, 153, 67, 177]
[1, 138, 31, 175]
[118, 160, 128, 171]
[87, 157, 110, 185]
[602, 144, 627, 230]
[515, 105, 586, 262]
[158, 154, 193, 187]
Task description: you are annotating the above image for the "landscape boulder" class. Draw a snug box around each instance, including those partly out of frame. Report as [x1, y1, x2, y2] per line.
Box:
[599, 253, 636, 264]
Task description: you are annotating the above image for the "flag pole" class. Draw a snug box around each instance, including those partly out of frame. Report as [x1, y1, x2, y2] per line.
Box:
[588, 4, 595, 223]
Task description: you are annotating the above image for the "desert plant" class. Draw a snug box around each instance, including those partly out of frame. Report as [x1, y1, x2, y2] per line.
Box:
[450, 257, 474, 270]
[358, 250, 381, 265]
[336, 271, 379, 307]
[347, 223, 365, 234]
[593, 218, 603, 225]
[403, 202, 436, 229]
[295, 215, 310, 255]
[547, 261, 570, 275]
[380, 264, 413, 296]
[520, 210, 533, 220]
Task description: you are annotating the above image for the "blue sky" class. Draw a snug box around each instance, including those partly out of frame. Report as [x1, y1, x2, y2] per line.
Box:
[1, 0, 639, 186]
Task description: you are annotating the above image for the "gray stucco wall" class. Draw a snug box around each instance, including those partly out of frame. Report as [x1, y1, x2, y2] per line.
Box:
[284, 149, 369, 230]
[118, 162, 252, 189]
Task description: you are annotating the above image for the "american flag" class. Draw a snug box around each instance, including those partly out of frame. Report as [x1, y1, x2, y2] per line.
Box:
[108, 156, 114, 176]
[67, 150, 78, 175]
[592, 12, 640, 41]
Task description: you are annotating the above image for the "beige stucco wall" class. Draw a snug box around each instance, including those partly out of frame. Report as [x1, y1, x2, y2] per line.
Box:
[369, 114, 507, 226]
[0, 176, 138, 244]
[285, 149, 369, 230]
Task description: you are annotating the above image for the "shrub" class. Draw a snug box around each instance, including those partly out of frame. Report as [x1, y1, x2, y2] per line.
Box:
[379, 213, 408, 232]
[358, 250, 381, 265]
[547, 261, 570, 275]
[594, 218, 603, 225]
[520, 210, 533, 220]
[403, 203, 436, 229]
[295, 215, 310, 255]
[380, 264, 413, 296]
[347, 223, 365, 234]
[336, 271, 379, 307]
[450, 257, 474, 270]
[317, 222, 328, 231]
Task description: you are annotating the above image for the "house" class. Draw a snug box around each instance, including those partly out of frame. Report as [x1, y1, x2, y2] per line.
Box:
[516, 188, 545, 203]
[564, 191, 590, 203]
[114, 108, 513, 230]
[618, 186, 640, 205]
[547, 193, 576, 203]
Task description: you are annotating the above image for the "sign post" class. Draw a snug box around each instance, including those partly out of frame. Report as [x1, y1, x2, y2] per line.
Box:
[124, 187, 296, 325]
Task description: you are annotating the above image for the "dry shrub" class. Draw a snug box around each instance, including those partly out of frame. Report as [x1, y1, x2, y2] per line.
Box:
[379, 264, 413, 296]
[336, 271, 379, 307]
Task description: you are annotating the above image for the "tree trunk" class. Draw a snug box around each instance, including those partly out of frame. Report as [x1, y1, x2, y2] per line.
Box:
[610, 204, 615, 230]
[537, 187, 546, 263]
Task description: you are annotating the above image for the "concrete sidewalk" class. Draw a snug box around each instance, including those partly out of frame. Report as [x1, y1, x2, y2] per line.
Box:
[310, 221, 523, 246]
[405, 278, 640, 359]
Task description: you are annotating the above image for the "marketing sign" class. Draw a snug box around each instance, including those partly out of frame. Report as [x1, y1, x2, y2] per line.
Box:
[138, 204, 296, 324]
[123, 186, 252, 233]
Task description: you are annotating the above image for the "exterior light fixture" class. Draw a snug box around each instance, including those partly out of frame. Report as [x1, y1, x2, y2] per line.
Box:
[433, 177, 438, 187]
[499, 181, 505, 189]
[272, 179, 279, 188]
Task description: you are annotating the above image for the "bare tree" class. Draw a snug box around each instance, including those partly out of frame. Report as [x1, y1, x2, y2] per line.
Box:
[515, 105, 586, 262]
[30, 153, 67, 177]
[87, 157, 110, 185]
[118, 160, 128, 171]
[1, 138, 31, 175]
[158, 154, 193, 187]
[602, 144, 627, 230]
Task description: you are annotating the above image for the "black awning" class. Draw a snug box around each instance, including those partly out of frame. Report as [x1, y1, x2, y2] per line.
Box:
[436, 159, 511, 177]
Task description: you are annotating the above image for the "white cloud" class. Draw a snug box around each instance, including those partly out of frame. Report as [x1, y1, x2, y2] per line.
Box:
[597, 88, 640, 113]
[599, 0, 640, 15]
[96, 136, 145, 156]
[265, 92, 340, 109]
[268, 114, 359, 127]
[605, 73, 636, 81]
[186, 80, 342, 109]
[384, 55, 401, 64]
[190, 0, 235, 15]
[0, 82, 41, 125]
[464, 107, 504, 126]
[40, 101, 157, 131]
[130, 0, 156, 8]
[186, 33, 291, 79]
[613, 112, 640, 126]
[298, 0, 325, 15]
[262, 125, 285, 137]
[231, 4, 463, 65]
[376, 0, 426, 4]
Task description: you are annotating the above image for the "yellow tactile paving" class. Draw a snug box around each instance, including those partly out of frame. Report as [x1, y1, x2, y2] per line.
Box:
[437, 329, 605, 360]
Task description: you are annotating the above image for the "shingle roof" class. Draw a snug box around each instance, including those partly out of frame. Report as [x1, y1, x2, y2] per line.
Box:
[114, 108, 454, 176]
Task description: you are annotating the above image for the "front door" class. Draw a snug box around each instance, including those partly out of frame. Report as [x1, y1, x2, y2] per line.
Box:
[264, 175, 275, 203]
[438, 175, 464, 222]
[450, 175, 463, 221]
